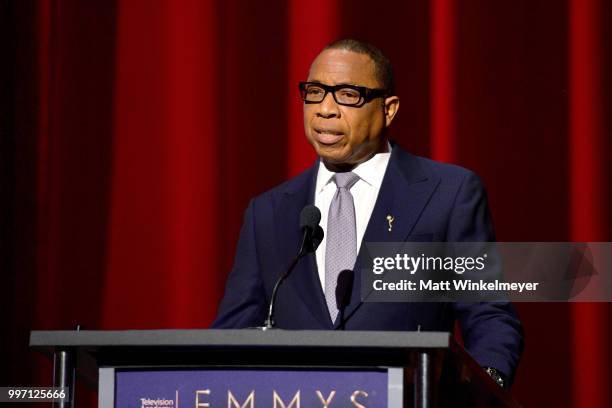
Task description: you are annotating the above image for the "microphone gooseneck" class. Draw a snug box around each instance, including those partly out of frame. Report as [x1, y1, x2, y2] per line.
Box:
[263, 205, 322, 330]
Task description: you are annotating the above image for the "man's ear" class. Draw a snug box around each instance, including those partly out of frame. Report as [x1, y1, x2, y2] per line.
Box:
[383, 96, 400, 127]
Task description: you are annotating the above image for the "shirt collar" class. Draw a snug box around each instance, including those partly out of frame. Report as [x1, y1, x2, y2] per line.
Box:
[315, 142, 392, 193]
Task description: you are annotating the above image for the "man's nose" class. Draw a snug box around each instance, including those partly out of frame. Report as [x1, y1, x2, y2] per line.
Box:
[316, 91, 340, 118]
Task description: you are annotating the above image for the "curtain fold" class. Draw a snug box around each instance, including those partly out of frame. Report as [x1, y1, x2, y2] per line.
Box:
[286, 0, 338, 176]
[569, 0, 609, 407]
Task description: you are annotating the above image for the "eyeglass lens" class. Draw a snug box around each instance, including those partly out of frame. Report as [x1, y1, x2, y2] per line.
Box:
[303, 84, 362, 105]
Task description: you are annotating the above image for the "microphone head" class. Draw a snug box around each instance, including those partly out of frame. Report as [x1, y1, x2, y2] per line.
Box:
[336, 269, 355, 310]
[311, 226, 324, 251]
[300, 205, 321, 230]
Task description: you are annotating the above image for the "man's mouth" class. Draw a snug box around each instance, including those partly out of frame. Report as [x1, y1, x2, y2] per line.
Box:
[314, 128, 344, 145]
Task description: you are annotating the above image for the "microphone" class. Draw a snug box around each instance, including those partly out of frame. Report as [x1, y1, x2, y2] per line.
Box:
[335, 269, 354, 330]
[263, 205, 322, 329]
[297, 205, 323, 256]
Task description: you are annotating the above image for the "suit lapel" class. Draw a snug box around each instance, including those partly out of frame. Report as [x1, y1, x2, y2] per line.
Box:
[276, 162, 333, 328]
[336, 147, 441, 327]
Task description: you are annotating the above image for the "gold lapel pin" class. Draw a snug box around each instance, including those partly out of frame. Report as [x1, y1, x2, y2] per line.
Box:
[386, 214, 395, 232]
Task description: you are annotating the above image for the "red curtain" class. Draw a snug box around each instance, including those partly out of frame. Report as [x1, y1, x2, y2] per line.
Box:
[2, 0, 611, 406]
[569, 0, 608, 406]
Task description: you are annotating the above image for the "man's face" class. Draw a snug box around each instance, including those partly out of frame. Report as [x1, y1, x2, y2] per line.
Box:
[303, 49, 399, 170]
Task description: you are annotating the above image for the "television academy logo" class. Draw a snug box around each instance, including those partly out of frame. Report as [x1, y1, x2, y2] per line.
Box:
[140, 391, 178, 408]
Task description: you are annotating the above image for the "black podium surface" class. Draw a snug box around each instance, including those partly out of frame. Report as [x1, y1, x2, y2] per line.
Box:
[30, 329, 520, 407]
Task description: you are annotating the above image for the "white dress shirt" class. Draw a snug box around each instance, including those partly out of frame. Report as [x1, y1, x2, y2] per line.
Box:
[314, 145, 392, 289]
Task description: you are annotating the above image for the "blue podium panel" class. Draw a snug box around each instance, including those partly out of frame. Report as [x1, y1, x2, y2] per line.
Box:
[114, 368, 390, 408]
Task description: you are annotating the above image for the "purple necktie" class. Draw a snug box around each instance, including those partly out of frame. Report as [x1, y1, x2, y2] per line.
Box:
[325, 172, 360, 322]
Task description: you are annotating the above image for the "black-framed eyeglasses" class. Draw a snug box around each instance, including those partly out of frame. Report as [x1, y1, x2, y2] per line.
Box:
[298, 81, 387, 107]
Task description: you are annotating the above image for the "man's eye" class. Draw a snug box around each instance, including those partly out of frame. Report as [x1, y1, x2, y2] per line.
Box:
[306, 87, 324, 95]
[338, 89, 360, 98]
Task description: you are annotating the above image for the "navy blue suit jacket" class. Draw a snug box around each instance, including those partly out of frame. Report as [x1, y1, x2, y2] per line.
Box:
[213, 145, 523, 381]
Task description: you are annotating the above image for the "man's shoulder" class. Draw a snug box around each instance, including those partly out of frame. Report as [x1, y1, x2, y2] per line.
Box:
[392, 145, 480, 185]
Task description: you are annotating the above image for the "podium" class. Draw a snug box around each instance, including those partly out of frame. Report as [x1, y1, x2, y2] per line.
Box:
[30, 330, 519, 407]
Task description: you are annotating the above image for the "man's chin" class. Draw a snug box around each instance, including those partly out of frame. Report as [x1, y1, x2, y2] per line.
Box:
[319, 154, 358, 172]
[317, 148, 349, 164]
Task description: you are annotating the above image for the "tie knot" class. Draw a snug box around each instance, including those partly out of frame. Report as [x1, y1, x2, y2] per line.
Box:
[333, 172, 360, 189]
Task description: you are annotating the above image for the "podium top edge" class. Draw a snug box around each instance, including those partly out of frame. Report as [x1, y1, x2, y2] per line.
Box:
[30, 329, 451, 350]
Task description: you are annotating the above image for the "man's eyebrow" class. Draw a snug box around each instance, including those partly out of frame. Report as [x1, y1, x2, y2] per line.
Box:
[306, 80, 362, 87]
[306, 79, 331, 85]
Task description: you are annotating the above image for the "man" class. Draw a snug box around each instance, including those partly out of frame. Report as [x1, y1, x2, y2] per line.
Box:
[213, 39, 523, 387]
